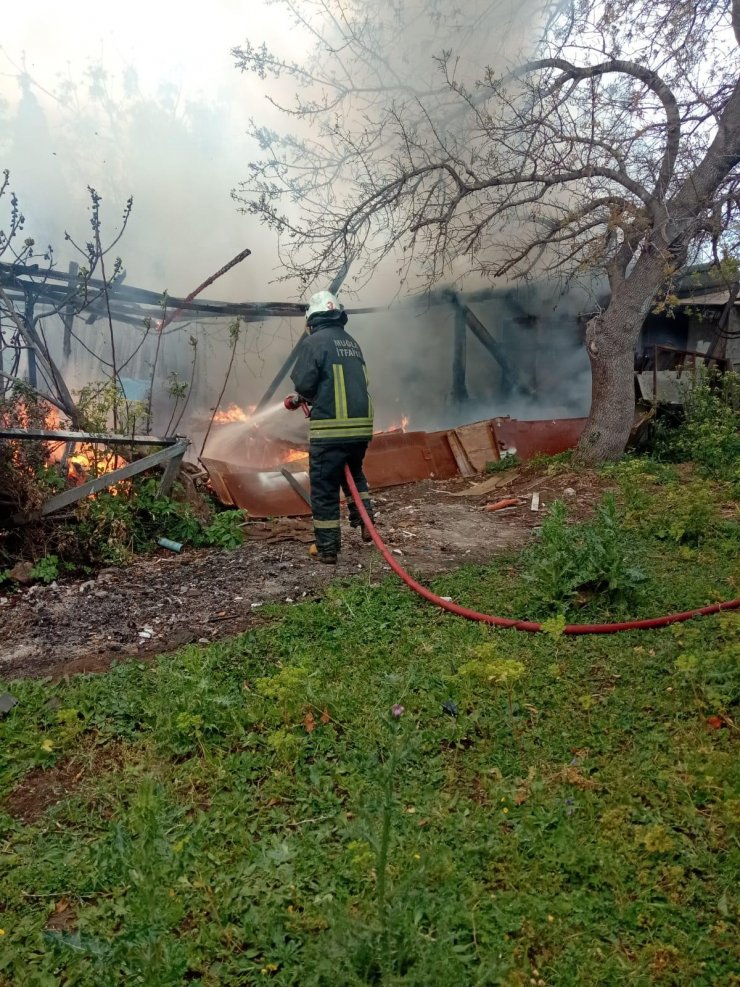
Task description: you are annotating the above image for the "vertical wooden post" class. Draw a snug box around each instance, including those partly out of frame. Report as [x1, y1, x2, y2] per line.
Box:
[62, 261, 79, 360]
[450, 302, 469, 404]
[157, 443, 187, 497]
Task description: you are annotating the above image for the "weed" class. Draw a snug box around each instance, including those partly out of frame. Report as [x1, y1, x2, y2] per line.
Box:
[523, 494, 645, 614]
[527, 449, 574, 473]
[29, 555, 61, 584]
[202, 509, 247, 549]
[671, 612, 740, 712]
[484, 455, 520, 473]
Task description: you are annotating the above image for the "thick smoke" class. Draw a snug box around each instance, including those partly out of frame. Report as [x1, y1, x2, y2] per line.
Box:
[1, 1, 596, 446]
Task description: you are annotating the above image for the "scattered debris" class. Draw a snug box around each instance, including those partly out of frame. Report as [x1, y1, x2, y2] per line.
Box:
[203, 416, 586, 517]
[0, 468, 611, 680]
[157, 538, 183, 553]
[564, 487, 576, 497]
[442, 700, 459, 717]
[485, 498, 519, 512]
[445, 469, 521, 498]
[0, 692, 18, 716]
[9, 561, 34, 585]
[531, 492, 540, 512]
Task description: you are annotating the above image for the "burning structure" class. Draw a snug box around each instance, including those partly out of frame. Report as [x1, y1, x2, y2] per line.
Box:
[2, 255, 735, 520]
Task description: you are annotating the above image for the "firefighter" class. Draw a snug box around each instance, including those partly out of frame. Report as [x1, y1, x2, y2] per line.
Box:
[287, 290, 374, 564]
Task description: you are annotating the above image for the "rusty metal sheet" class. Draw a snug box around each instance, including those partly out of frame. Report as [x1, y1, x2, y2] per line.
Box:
[201, 417, 586, 518]
[490, 417, 587, 460]
[203, 460, 313, 517]
[363, 431, 457, 487]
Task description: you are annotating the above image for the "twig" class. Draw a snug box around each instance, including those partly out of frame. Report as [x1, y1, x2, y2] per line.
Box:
[200, 319, 242, 458]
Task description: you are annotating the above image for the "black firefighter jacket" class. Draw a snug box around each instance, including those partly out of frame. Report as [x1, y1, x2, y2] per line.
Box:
[291, 315, 374, 443]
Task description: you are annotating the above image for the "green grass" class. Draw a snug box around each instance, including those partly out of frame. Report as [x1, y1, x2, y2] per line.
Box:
[0, 464, 738, 986]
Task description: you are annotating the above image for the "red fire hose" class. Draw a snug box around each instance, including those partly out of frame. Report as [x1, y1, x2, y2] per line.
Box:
[343, 466, 740, 635]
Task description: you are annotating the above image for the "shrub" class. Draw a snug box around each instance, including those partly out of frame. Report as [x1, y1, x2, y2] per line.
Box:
[203, 509, 247, 549]
[652, 371, 740, 489]
[523, 494, 645, 613]
[29, 555, 61, 584]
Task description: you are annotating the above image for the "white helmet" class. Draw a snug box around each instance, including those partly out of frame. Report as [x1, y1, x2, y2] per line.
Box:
[306, 290, 343, 322]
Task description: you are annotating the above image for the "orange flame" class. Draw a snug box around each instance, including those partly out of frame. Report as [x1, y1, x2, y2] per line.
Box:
[5, 401, 127, 488]
[383, 415, 410, 433]
[213, 403, 256, 423]
[281, 448, 309, 464]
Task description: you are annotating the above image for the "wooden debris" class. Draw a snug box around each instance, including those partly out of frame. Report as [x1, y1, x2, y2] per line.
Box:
[485, 497, 519, 512]
[444, 469, 521, 497]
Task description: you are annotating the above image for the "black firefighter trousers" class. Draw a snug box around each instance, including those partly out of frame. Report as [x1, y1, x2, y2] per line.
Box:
[309, 441, 373, 555]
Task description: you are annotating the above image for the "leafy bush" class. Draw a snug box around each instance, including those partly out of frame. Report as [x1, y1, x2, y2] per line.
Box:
[75, 478, 206, 563]
[203, 509, 247, 549]
[651, 481, 718, 546]
[608, 459, 721, 547]
[484, 455, 520, 474]
[652, 371, 740, 489]
[0, 386, 66, 521]
[29, 555, 61, 584]
[523, 494, 645, 613]
[1, 384, 249, 579]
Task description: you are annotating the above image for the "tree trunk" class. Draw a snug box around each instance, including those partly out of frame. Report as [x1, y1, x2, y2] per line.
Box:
[576, 251, 672, 465]
[576, 308, 639, 464]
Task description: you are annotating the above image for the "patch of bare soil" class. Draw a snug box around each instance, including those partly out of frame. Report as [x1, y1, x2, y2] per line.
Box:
[0, 467, 608, 680]
[3, 743, 123, 824]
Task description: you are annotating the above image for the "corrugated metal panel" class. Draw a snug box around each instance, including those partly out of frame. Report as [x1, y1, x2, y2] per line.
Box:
[201, 417, 587, 518]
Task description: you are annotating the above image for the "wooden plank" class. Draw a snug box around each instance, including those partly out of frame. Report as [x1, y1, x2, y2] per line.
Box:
[452, 420, 498, 472]
[157, 446, 187, 497]
[446, 431, 476, 477]
[40, 440, 189, 516]
[0, 428, 178, 446]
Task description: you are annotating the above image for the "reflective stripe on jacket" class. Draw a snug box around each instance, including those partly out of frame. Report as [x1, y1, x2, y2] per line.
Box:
[290, 316, 374, 443]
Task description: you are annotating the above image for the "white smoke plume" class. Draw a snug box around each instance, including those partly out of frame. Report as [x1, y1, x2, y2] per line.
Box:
[1, 1, 595, 441]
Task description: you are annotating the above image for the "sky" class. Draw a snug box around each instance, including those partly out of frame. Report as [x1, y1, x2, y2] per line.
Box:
[0, 1, 301, 302]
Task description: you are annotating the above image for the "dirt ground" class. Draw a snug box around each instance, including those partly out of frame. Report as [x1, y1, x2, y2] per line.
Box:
[0, 466, 606, 680]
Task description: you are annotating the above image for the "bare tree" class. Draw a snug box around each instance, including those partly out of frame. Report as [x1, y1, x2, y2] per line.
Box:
[233, 0, 740, 462]
[0, 173, 133, 427]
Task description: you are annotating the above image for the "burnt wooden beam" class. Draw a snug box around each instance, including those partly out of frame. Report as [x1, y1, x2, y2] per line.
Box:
[0, 428, 179, 446]
[449, 302, 469, 404]
[62, 261, 78, 359]
[255, 335, 306, 413]
[38, 440, 188, 517]
[462, 304, 533, 398]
